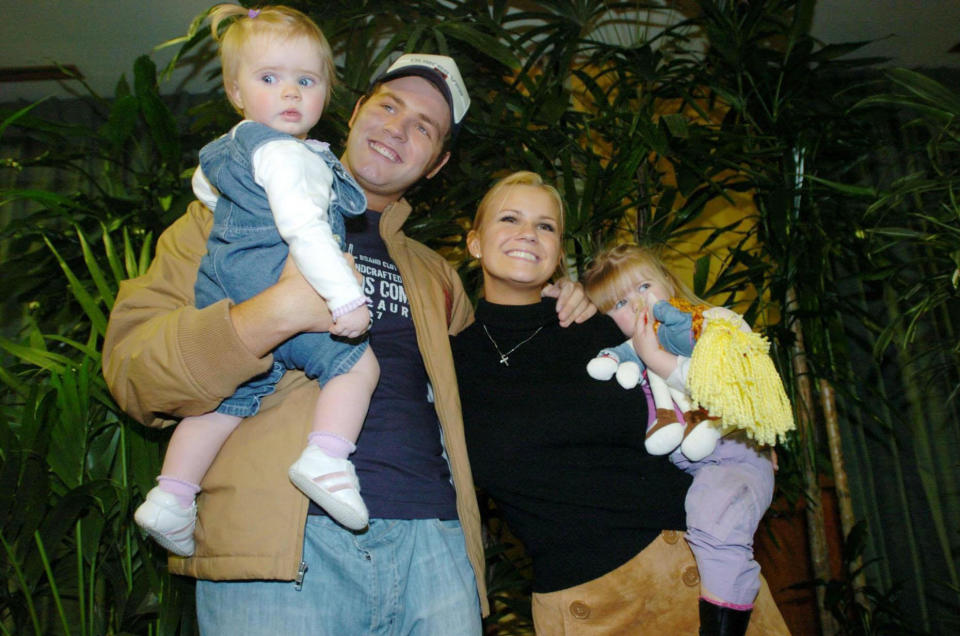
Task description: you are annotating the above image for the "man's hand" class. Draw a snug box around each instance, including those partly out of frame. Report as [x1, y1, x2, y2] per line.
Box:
[542, 279, 597, 327]
[230, 256, 333, 357]
[275, 256, 334, 333]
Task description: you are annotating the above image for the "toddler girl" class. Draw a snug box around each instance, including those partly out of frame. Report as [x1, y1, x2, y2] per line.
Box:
[583, 244, 794, 634]
[134, 4, 379, 556]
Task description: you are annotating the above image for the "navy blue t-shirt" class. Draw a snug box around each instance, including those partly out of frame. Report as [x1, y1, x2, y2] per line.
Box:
[307, 210, 458, 519]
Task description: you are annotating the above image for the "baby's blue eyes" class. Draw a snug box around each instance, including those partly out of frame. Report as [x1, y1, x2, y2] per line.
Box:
[614, 299, 629, 309]
[258, 74, 316, 87]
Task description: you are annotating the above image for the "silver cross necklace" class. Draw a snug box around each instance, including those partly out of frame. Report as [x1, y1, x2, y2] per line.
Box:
[482, 324, 544, 366]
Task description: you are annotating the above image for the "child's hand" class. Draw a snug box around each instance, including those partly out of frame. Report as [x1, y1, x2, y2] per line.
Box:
[641, 290, 661, 311]
[631, 302, 680, 379]
[631, 304, 661, 362]
[330, 304, 371, 338]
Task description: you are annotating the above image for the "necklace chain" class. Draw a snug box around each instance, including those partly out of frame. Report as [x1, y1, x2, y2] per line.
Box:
[481, 324, 544, 366]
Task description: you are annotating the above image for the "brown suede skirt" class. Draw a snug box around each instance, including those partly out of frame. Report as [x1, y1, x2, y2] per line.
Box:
[531, 531, 789, 635]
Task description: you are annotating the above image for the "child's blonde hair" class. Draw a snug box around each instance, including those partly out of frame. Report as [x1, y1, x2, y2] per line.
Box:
[209, 4, 335, 109]
[582, 243, 705, 313]
[469, 171, 567, 279]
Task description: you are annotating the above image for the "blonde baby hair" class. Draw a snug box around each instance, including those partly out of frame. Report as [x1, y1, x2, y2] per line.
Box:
[209, 4, 335, 110]
[582, 243, 705, 313]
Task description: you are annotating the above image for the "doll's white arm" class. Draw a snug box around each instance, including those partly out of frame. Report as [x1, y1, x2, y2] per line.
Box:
[587, 341, 643, 389]
[252, 140, 365, 317]
[586, 348, 621, 381]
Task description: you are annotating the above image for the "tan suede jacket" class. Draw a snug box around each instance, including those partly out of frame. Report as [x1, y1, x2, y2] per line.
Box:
[102, 199, 487, 614]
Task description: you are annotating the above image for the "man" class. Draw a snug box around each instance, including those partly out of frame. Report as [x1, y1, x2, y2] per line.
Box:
[103, 54, 592, 634]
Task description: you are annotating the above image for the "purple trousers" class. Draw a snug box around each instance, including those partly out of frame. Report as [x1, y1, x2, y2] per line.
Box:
[672, 437, 775, 607]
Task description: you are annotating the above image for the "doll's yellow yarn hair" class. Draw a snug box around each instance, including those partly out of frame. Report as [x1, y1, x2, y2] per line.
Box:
[687, 317, 795, 446]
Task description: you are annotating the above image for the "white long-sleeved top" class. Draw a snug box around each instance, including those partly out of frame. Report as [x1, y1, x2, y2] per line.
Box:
[192, 123, 365, 317]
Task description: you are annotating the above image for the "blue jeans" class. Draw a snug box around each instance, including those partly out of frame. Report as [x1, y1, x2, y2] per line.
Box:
[195, 120, 369, 417]
[196, 516, 482, 635]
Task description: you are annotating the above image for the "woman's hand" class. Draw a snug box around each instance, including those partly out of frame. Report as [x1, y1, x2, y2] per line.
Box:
[542, 279, 597, 327]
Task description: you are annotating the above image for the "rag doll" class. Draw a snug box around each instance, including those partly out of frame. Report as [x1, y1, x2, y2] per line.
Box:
[588, 298, 794, 461]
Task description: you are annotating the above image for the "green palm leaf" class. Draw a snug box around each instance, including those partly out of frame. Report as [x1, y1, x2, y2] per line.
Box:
[42, 236, 107, 337]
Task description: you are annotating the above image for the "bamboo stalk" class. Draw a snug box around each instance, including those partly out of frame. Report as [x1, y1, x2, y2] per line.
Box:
[818, 377, 869, 608]
[786, 287, 838, 636]
[817, 380, 855, 534]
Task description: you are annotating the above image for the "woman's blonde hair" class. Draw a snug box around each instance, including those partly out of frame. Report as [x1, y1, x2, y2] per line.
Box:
[469, 171, 567, 278]
[582, 243, 704, 313]
[209, 4, 334, 109]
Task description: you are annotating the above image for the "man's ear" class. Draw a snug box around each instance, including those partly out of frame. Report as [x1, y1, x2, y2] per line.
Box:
[348, 96, 367, 128]
[425, 151, 451, 180]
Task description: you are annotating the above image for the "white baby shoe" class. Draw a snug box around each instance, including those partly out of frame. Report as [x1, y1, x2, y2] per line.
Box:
[289, 446, 369, 531]
[134, 486, 197, 557]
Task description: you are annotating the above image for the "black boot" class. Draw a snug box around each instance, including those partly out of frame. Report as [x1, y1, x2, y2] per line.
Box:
[698, 599, 752, 636]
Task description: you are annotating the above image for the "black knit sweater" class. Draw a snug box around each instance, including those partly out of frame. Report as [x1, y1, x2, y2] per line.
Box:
[451, 298, 690, 593]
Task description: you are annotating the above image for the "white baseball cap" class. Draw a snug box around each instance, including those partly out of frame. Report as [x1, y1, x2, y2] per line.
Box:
[373, 53, 470, 136]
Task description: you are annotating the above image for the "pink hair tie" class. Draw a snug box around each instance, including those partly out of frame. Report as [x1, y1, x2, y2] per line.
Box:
[248, 9, 260, 18]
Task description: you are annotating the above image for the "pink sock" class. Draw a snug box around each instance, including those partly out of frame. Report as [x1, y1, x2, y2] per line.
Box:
[307, 432, 356, 459]
[157, 476, 201, 509]
[699, 596, 754, 611]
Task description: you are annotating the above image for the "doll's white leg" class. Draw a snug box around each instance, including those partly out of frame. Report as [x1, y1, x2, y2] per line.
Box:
[669, 387, 722, 461]
[667, 386, 693, 421]
[645, 371, 684, 455]
[680, 419, 722, 462]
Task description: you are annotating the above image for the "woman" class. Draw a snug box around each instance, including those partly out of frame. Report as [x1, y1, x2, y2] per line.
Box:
[450, 171, 788, 635]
